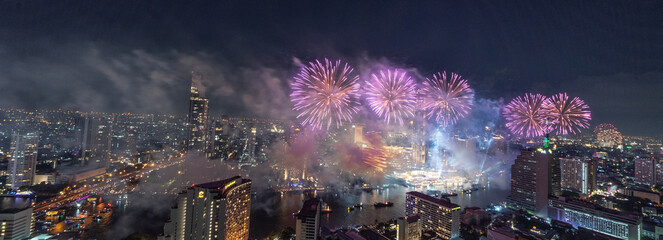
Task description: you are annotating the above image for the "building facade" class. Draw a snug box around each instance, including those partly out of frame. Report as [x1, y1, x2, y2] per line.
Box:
[0, 197, 33, 240]
[405, 192, 460, 240]
[560, 157, 597, 194]
[160, 176, 251, 240]
[635, 157, 656, 186]
[548, 197, 642, 240]
[508, 149, 560, 218]
[6, 132, 38, 190]
[295, 198, 321, 240]
[397, 215, 421, 240]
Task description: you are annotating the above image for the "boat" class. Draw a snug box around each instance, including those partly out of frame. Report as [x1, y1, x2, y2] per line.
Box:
[374, 202, 394, 208]
[440, 192, 458, 197]
[321, 202, 332, 213]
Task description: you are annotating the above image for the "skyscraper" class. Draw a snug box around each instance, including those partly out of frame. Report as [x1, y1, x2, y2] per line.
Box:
[0, 197, 33, 240]
[635, 157, 656, 186]
[560, 157, 597, 194]
[77, 114, 113, 168]
[160, 176, 251, 240]
[295, 198, 321, 240]
[6, 132, 38, 189]
[188, 71, 209, 151]
[507, 148, 560, 218]
[405, 192, 460, 240]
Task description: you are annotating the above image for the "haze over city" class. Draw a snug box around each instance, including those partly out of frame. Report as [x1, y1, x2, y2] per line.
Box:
[0, 1, 662, 240]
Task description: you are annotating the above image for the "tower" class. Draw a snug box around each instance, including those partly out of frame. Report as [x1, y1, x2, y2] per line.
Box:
[187, 71, 209, 151]
[6, 132, 38, 189]
[507, 148, 560, 218]
[295, 198, 321, 240]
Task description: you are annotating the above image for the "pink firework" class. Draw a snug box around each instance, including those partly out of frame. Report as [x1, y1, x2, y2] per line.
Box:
[545, 93, 591, 135]
[503, 93, 551, 138]
[421, 71, 474, 126]
[365, 69, 417, 125]
[290, 59, 361, 129]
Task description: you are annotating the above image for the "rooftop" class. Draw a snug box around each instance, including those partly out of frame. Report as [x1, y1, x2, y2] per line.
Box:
[297, 198, 320, 218]
[407, 191, 460, 209]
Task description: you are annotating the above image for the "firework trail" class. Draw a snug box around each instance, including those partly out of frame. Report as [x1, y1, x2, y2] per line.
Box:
[594, 123, 617, 134]
[421, 71, 474, 126]
[365, 69, 417, 125]
[290, 59, 361, 129]
[503, 93, 551, 138]
[545, 93, 591, 135]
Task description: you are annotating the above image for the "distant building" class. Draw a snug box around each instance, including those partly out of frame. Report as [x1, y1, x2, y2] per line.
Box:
[559, 157, 597, 194]
[405, 192, 460, 240]
[635, 157, 656, 186]
[6, 132, 38, 190]
[397, 215, 421, 240]
[187, 71, 209, 151]
[295, 198, 321, 240]
[207, 120, 229, 160]
[507, 149, 560, 218]
[160, 176, 251, 240]
[0, 197, 33, 240]
[548, 197, 642, 240]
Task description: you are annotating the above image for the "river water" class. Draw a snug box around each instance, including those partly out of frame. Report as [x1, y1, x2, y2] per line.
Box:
[61, 174, 510, 239]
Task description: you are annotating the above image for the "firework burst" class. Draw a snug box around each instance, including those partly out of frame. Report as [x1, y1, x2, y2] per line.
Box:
[365, 69, 417, 125]
[290, 59, 361, 129]
[503, 93, 551, 138]
[594, 123, 622, 147]
[545, 93, 591, 135]
[421, 71, 474, 126]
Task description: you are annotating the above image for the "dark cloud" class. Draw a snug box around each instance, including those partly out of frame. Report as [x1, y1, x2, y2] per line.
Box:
[0, 0, 662, 135]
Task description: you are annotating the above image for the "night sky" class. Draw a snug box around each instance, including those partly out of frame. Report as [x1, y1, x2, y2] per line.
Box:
[0, 1, 662, 136]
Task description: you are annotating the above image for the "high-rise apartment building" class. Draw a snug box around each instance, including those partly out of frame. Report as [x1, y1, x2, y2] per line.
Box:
[6, 132, 38, 189]
[560, 157, 597, 194]
[295, 198, 321, 240]
[507, 148, 560, 218]
[187, 71, 209, 151]
[159, 176, 251, 240]
[635, 157, 656, 186]
[405, 192, 460, 240]
[397, 215, 421, 240]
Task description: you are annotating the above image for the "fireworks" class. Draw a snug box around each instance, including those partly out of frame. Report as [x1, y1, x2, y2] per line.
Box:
[365, 69, 417, 125]
[594, 123, 622, 147]
[362, 146, 388, 172]
[421, 71, 474, 126]
[290, 59, 361, 129]
[545, 93, 591, 135]
[503, 93, 551, 138]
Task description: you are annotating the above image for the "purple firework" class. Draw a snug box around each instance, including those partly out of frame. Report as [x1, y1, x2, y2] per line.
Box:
[503, 93, 552, 138]
[365, 69, 417, 125]
[421, 71, 474, 126]
[290, 59, 361, 129]
[545, 93, 591, 135]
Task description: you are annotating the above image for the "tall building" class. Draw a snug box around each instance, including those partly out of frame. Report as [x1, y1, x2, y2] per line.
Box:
[295, 198, 321, 240]
[6, 132, 38, 189]
[560, 157, 597, 194]
[507, 148, 560, 218]
[77, 115, 113, 168]
[397, 215, 421, 240]
[0, 197, 33, 240]
[635, 157, 656, 186]
[207, 120, 229, 160]
[160, 176, 251, 240]
[405, 192, 460, 240]
[187, 71, 209, 151]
